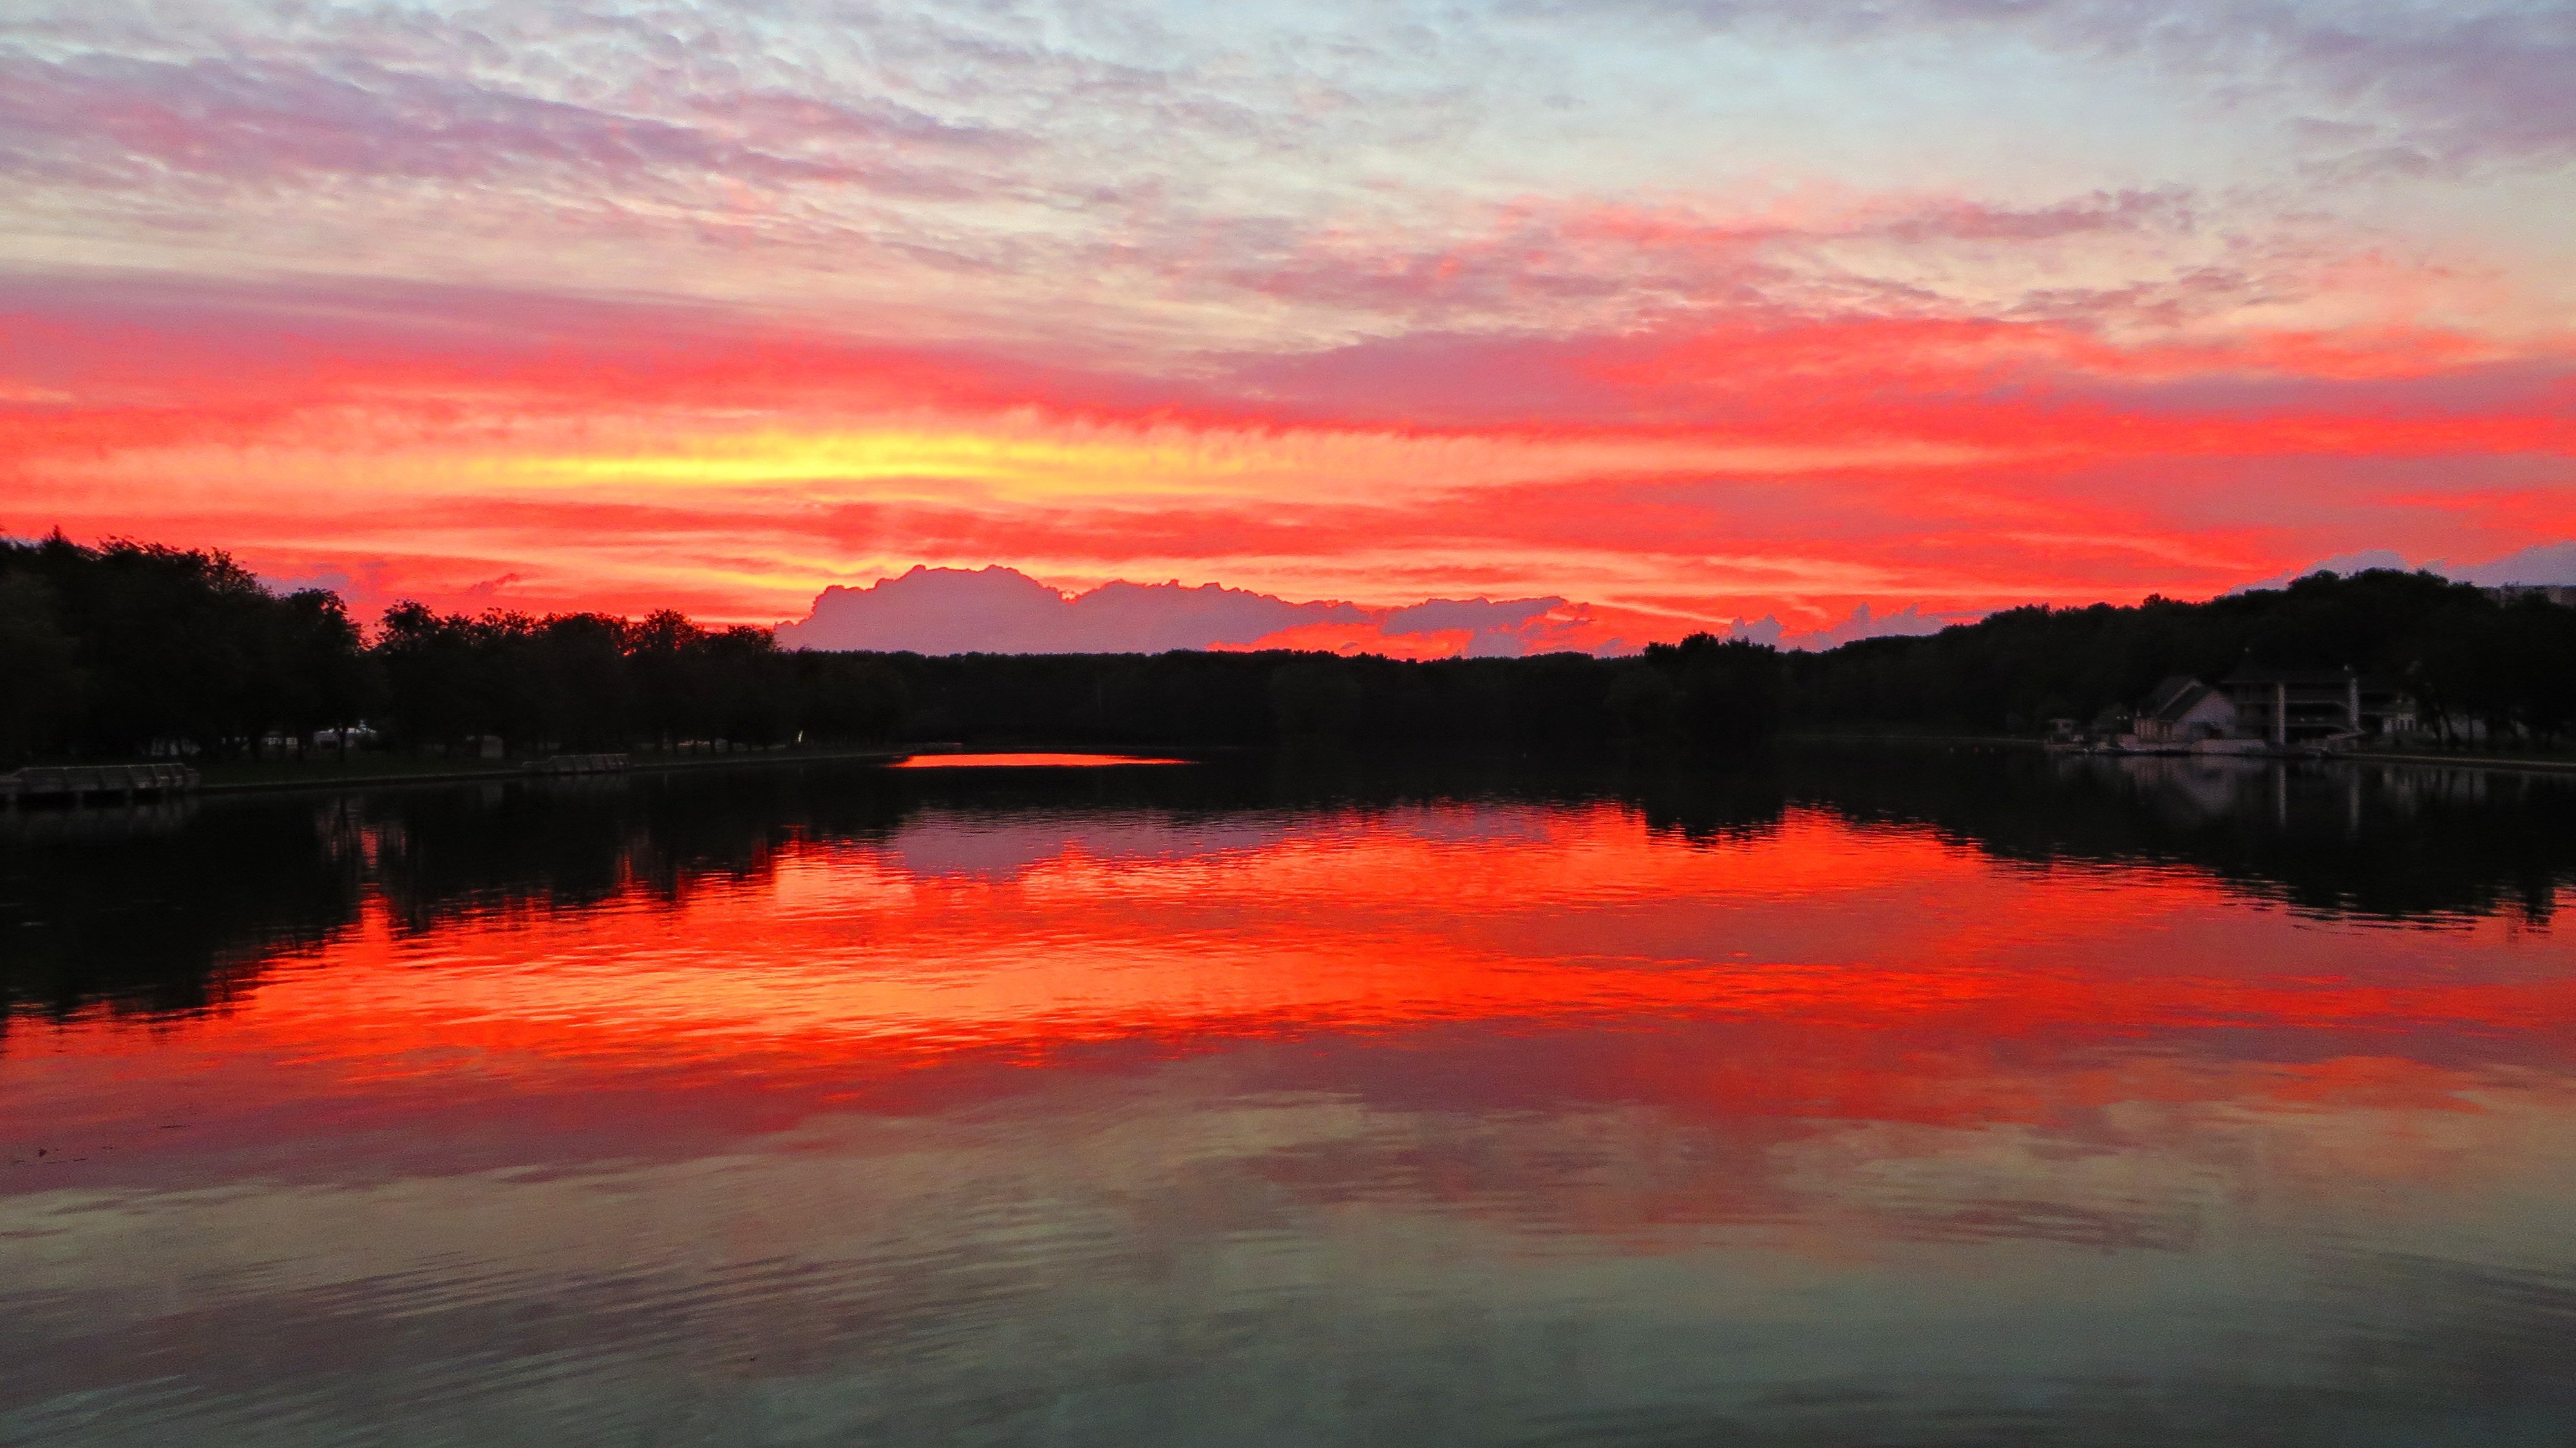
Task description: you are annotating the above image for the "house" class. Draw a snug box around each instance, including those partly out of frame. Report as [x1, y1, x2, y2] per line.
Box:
[2216, 667, 2417, 746]
[2127, 668, 2420, 751]
[2134, 676, 2237, 746]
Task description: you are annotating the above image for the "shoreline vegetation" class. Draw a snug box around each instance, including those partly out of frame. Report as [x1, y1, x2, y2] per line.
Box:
[1786, 731, 2576, 774]
[6, 532, 2574, 777]
[171, 737, 2576, 801]
[12, 733, 2572, 809]
[187, 745, 916, 794]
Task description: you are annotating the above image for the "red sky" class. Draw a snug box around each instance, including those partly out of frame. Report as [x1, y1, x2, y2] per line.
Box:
[3, 1, 2572, 648]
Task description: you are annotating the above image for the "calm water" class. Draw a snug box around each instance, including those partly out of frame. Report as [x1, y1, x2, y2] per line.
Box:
[5, 748, 2574, 1446]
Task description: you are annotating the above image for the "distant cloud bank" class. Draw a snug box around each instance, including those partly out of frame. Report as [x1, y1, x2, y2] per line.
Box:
[781, 542, 2576, 659]
[2239, 541, 2576, 593]
[775, 567, 1622, 658]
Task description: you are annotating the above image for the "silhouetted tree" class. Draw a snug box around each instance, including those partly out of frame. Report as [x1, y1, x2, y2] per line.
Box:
[1648, 633, 1785, 748]
[14, 535, 2571, 769]
[1, 534, 366, 762]
[1783, 569, 2576, 743]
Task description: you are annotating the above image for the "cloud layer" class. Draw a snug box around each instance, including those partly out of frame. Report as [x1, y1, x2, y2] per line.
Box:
[2, 0, 2570, 640]
[776, 566, 1618, 658]
[2249, 539, 2576, 593]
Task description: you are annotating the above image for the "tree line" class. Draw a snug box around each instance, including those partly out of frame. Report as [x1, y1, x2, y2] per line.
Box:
[0, 535, 1781, 763]
[1782, 567, 2576, 743]
[6, 533, 2571, 766]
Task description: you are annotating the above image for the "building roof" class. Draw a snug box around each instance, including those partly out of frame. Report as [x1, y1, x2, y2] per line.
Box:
[2141, 675, 2219, 723]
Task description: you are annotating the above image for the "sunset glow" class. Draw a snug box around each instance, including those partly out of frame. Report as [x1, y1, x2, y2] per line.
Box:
[4, 2, 2573, 642]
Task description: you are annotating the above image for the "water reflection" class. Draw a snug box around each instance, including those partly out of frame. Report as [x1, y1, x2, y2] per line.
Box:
[2, 748, 2572, 1444]
[6, 749, 2567, 1027]
[1827, 748, 2572, 922]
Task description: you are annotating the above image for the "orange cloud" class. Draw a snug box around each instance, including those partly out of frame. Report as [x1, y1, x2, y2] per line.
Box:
[5, 259, 2572, 636]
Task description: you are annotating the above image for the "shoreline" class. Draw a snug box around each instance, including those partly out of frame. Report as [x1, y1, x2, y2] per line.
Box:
[1786, 733, 2041, 749]
[191, 747, 914, 796]
[2342, 750, 2576, 775]
[1786, 732, 2576, 776]
[16, 734, 2576, 805]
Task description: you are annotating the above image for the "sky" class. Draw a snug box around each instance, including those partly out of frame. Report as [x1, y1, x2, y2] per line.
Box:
[3, 0, 2573, 651]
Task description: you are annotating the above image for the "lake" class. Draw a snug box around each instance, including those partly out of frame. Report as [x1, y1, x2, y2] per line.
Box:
[5, 747, 2573, 1445]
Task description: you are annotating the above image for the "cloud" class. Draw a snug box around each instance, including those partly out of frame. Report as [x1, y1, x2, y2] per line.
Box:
[772, 565, 1976, 656]
[8, 267, 2570, 642]
[1203, 189, 2209, 341]
[1721, 615, 1786, 647]
[1775, 602, 1958, 650]
[2235, 539, 2576, 592]
[777, 566, 1365, 654]
[6, 0, 2574, 649]
[1383, 596, 1562, 635]
[1579, 0, 2576, 169]
[0, 52, 1016, 200]
[2232, 548, 2416, 592]
[2445, 540, 2576, 588]
[775, 566, 1626, 657]
[1343, 596, 1620, 657]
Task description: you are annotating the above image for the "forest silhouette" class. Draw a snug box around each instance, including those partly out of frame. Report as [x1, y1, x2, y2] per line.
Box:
[3, 532, 2573, 766]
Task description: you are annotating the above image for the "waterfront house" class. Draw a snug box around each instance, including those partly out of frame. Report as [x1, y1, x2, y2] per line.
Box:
[2134, 676, 2237, 746]
[2216, 667, 2416, 746]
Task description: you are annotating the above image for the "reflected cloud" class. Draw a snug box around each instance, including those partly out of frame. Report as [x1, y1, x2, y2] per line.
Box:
[10, 750, 2573, 1028]
[5, 750, 2575, 1442]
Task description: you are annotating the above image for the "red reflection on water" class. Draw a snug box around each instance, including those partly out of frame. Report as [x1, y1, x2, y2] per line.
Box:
[5, 806, 2570, 1202]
